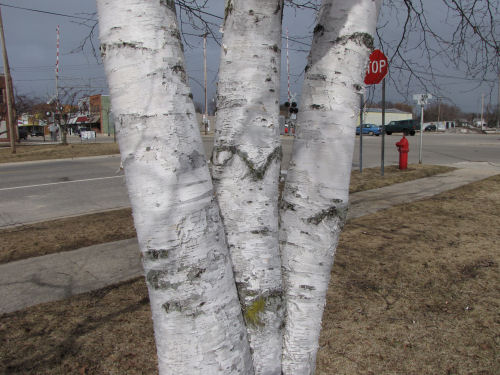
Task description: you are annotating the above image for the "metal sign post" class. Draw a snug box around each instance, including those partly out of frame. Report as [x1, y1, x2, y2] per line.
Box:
[413, 94, 432, 164]
[364, 49, 389, 175]
[359, 94, 364, 173]
[381, 79, 386, 175]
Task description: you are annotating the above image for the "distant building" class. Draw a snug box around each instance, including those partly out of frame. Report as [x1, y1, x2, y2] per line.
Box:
[359, 108, 413, 126]
[75, 94, 114, 135]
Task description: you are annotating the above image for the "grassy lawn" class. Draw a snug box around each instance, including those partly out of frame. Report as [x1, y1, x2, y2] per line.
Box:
[0, 175, 498, 374]
[0, 143, 120, 163]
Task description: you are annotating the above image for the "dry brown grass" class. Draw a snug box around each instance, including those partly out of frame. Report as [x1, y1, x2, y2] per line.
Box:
[349, 164, 455, 193]
[1, 175, 498, 374]
[317, 174, 500, 375]
[0, 143, 120, 163]
[0, 209, 135, 265]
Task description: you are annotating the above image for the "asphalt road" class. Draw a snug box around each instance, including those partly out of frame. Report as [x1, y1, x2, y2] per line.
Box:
[1, 133, 498, 227]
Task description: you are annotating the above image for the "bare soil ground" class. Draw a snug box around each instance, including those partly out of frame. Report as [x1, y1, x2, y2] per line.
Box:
[1, 174, 498, 374]
[0, 143, 120, 164]
[0, 164, 454, 265]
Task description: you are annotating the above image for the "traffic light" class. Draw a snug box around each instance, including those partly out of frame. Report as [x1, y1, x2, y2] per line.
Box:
[289, 102, 298, 114]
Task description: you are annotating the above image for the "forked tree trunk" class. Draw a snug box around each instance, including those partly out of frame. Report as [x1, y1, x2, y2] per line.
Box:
[212, 1, 284, 373]
[96, 1, 253, 373]
[280, 1, 382, 374]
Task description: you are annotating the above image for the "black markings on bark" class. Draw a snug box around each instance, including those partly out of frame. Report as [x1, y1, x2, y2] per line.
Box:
[275, 1, 283, 15]
[160, 0, 175, 11]
[224, 0, 233, 22]
[187, 267, 205, 280]
[213, 145, 281, 180]
[100, 42, 150, 57]
[147, 270, 180, 290]
[171, 29, 181, 41]
[314, 24, 325, 35]
[162, 301, 182, 313]
[250, 227, 271, 235]
[310, 104, 324, 110]
[334, 32, 374, 50]
[143, 249, 170, 261]
[249, 9, 254, 15]
[179, 149, 206, 171]
[300, 285, 315, 291]
[308, 73, 327, 81]
[304, 64, 311, 73]
[281, 200, 296, 212]
[270, 44, 279, 53]
[306, 200, 348, 226]
[162, 300, 205, 317]
[353, 84, 363, 92]
[188, 93, 193, 99]
[266, 77, 272, 82]
[172, 63, 188, 83]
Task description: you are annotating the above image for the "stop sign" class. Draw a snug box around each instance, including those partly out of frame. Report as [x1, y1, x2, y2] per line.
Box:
[364, 49, 388, 85]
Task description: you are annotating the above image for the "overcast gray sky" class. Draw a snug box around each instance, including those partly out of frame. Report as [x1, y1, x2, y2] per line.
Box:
[0, 0, 498, 115]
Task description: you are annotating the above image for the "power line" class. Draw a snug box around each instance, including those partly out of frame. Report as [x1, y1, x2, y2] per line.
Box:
[0, 3, 96, 22]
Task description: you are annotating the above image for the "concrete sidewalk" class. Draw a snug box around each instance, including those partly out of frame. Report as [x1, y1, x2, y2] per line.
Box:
[1, 161, 499, 315]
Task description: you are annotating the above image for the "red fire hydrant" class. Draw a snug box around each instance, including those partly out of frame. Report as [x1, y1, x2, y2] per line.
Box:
[395, 135, 409, 170]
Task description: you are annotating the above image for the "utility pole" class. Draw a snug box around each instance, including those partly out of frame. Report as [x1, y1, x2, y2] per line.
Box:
[203, 32, 208, 135]
[480, 93, 484, 130]
[497, 71, 499, 131]
[437, 97, 441, 125]
[0, 7, 15, 154]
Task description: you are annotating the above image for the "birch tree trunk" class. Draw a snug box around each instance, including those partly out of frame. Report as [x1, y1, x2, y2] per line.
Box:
[212, 1, 284, 373]
[97, 1, 253, 374]
[280, 1, 382, 373]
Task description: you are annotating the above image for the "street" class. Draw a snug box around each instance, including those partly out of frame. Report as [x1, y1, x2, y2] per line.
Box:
[0, 132, 498, 227]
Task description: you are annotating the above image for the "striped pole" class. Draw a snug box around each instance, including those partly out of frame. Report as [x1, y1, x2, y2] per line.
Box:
[55, 25, 59, 101]
[286, 27, 290, 103]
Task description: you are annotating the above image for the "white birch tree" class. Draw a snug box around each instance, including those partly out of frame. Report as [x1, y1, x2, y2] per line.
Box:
[212, 1, 284, 373]
[96, 0, 388, 373]
[96, 0, 253, 373]
[279, 1, 382, 374]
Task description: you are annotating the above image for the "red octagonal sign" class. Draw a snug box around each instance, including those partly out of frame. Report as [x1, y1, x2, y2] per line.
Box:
[364, 49, 388, 85]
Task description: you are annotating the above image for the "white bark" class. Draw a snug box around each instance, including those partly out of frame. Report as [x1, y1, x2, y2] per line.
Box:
[96, 1, 253, 374]
[280, 1, 382, 374]
[212, 1, 284, 374]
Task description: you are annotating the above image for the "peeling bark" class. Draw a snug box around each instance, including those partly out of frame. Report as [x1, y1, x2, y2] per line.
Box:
[279, 1, 382, 374]
[97, 1, 253, 374]
[213, 1, 284, 374]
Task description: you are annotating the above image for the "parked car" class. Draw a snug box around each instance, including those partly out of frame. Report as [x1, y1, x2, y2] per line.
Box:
[424, 124, 437, 132]
[385, 119, 420, 136]
[356, 124, 381, 136]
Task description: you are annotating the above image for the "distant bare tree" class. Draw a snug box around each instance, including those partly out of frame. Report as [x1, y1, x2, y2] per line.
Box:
[424, 102, 463, 122]
[379, 0, 499, 103]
